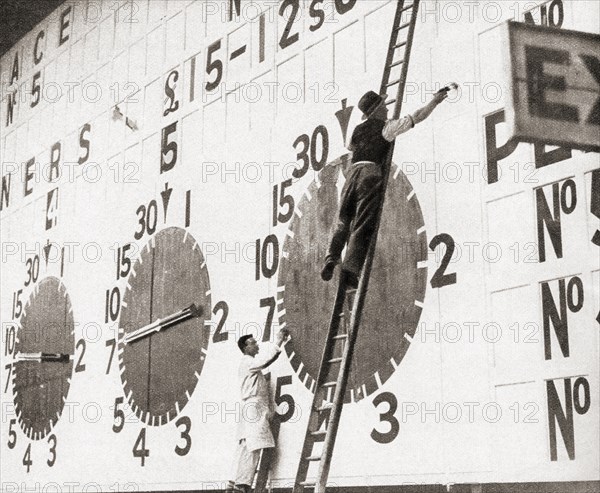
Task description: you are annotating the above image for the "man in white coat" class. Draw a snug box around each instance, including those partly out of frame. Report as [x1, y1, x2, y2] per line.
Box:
[228, 329, 289, 493]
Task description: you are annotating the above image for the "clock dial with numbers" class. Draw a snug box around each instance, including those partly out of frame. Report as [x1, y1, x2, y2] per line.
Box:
[12, 276, 75, 440]
[104, 181, 231, 467]
[4, 235, 88, 475]
[117, 226, 211, 426]
[278, 153, 429, 402]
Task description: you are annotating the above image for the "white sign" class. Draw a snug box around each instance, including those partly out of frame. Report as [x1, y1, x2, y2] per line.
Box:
[505, 21, 600, 152]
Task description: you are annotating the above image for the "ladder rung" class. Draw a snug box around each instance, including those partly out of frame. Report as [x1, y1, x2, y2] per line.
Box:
[396, 21, 411, 31]
[306, 455, 321, 461]
[400, 3, 415, 13]
[386, 98, 397, 106]
[316, 403, 333, 412]
[386, 78, 401, 88]
[299, 481, 316, 487]
[333, 334, 347, 340]
[322, 381, 337, 388]
[311, 430, 327, 438]
[393, 41, 407, 49]
[328, 357, 343, 364]
[389, 59, 404, 69]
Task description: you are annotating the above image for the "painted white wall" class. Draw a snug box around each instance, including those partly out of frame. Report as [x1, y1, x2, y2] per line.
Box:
[1, 1, 598, 490]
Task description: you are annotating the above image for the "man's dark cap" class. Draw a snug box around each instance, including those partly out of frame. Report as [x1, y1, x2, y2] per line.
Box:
[237, 334, 254, 353]
[358, 90, 386, 120]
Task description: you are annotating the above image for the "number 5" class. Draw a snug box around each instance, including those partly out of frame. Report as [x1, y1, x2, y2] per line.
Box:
[8, 418, 17, 449]
[275, 375, 295, 422]
[205, 40, 223, 92]
[113, 397, 125, 433]
[31, 72, 41, 108]
[273, 179, 295, 226]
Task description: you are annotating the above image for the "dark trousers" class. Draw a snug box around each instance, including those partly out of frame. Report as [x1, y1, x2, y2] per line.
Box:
[326, 161, 383, 279]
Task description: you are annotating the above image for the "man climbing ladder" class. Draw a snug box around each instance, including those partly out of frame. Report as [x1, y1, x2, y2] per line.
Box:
[293, 1, 457, 492]
[320, 87, 451, 287]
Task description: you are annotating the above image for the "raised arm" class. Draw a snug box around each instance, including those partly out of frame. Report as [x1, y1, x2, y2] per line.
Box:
[383, 88, 449, 141]
[411, 89, 448, 124]
[248, 330, 289, 372]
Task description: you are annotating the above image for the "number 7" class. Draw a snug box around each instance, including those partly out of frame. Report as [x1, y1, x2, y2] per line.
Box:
[260, 297, 276, 342]
[4, 364, 13, 393]
[105, 339, 116, 374]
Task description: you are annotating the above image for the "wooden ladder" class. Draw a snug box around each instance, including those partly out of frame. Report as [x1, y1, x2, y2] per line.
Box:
[291, 2, 421, 492]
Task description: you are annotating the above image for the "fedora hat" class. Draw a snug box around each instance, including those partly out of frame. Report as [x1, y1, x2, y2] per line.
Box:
[358, 90, 386, 120]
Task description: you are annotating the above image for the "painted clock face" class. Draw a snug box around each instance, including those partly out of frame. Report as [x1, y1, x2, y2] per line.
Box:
[278, 154, 428, 402]
[117, 226, 211, 426]
[12, 276, 75, 440]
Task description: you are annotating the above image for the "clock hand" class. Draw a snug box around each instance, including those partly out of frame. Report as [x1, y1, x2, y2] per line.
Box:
[15, 352, 72, 363]
[124, 303, 204, 345]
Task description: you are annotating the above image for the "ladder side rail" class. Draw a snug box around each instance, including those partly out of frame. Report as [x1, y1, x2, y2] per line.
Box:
[313, 281, 348, 391]
[391, 0, 420, 119]
[292, 0, 421, 490]
[379, 0, 407, 95]
[292, 282, 347, 493]
[315, 142, 395, 493]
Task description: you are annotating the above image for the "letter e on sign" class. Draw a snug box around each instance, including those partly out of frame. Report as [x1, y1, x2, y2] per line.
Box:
[504, 22, 600, 152]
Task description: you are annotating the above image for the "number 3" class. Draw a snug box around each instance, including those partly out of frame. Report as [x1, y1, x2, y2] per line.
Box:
[175, 416, 192, 456]
[371, 392, 399, 444]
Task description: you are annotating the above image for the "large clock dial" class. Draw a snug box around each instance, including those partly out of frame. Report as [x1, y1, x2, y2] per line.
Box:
[118, 226, 211, 426]
[5, 243, 87, 474]
[278, 154, 428, 402]
[12, 276, 75, 440]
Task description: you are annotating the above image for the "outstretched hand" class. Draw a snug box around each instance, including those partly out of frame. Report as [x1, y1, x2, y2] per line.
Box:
[432, 89, 449, 105]
[276, 329, 290, 346]
[434, 82, 458, 104]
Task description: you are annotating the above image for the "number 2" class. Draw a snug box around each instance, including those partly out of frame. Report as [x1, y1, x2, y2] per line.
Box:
[212, 301, 229, 343]
[279, 0, 300, 49]
[429, 233, 457, 289]
[75, 339, 86, 373]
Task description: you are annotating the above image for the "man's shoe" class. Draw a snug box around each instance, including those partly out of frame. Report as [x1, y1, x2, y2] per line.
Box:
[225, 481, 238, 493]
[226, 481, 247, 493]
[321, 259, 337, 281]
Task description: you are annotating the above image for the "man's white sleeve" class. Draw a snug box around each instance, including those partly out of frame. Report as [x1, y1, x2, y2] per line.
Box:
[248, 344, 282, 372]
[382, 115, 415, 142]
